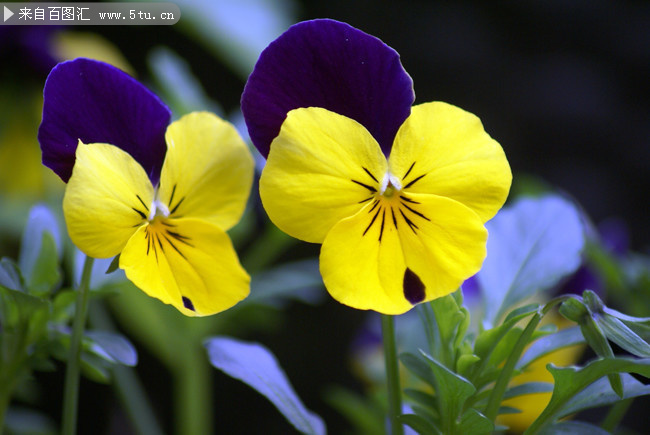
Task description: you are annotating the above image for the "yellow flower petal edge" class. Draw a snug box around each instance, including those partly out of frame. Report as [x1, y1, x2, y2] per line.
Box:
[320, 193, 487, 314]
[159, 112, 254, 231]
[260, 107, 387, 243]
[63, 141, 153, 259]
[120, 218, 250, 317]
[390, 102, 511, 223]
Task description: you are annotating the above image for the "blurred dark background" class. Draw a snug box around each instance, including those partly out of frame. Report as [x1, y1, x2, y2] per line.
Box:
[2, 1, 649, 433]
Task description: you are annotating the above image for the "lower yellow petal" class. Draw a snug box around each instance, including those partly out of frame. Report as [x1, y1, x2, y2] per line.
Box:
[260, 107, 387, 243]
[396, 193, 488, 301]
[63, 142, 153, 258]
[119, 217, 250, 316]
[389, 102, 511, 223]
[320, 201, 411, 314]
[159, 112, 254, 230]
[320, 193, 487, 314]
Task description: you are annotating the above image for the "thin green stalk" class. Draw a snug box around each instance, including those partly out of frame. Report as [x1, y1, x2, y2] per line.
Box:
[484, 311, 542, 421]
[600, 398, 633, 432]
[484, 297, 568, 422]
[381, 314, 403, 435]
[61, 255, 94, 435]
[175, 343, 212, 435]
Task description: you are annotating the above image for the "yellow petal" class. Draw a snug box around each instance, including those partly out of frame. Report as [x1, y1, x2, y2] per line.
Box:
[63, 141, 153, 258]
[119, 217, 250, 316]
[260, 107, 387, 243]
[158, 112, 254, 230]
[320, 193, 487, 314]
[389, 102, 512, 223]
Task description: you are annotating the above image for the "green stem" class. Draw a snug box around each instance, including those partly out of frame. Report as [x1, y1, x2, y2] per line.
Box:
[381, 314, 403, 435]
[484, 311, 542, 421]
[61, 255, 94, 435]
[484, 297, 568, 423]
[600, 397, 633, 432]
[175, 343, 212, 435]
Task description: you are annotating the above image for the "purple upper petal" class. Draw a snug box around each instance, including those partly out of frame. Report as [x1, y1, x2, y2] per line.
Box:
[241, 19, 414, 157]
[38, 58, 171, 184]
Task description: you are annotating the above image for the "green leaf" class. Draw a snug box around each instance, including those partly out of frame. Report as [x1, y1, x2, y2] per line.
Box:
[504, 382, 554, 399]
[539, 421, 610, 435]
[577, 312, 623, 397]
[0, 257, 23, 291]
[403, 388, 438, 417]
[420, 351, 476, 433]
[80, 352, 112, 383]
[557, 373, 650, 419]
[399, 413, 440, 435]
[400, 352, 436, 388]
[526, 357, 650, 433]
[205, 336, 325, 435]
[595, 313, 650, 357]
[458, 408, 493, 434]
[86, 331, 138, 366]
[473, 304, 539, 377]
[456, 354, 481, 378]
[18, 204, 61, 284]
[0, 284, 48, 329]
[558, 297, 589, 323]
[26, 232, 61, 295]
[517, 327, 584, 369]
[478, 196, 584, 325]
[105, 254, 121, 275]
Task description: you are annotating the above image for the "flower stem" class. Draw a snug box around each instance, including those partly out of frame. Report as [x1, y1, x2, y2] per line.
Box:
[381, 314, 403, 435]
[600, 398, 633, 432]
[61, 255, 94, 435]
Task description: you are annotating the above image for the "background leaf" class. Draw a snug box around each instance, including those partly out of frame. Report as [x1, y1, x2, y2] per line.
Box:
[527, 357, 650, 433]
[18, 204, 62, 284]
[558, 373, 650, 419]
[517, 327, 585, 369]
[85, 330, 138, 366]
[205, 336, 325, 435]
[478, 196, 584, 326]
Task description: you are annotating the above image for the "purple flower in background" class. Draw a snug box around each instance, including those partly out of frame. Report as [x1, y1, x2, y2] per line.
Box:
[38, 58, 171, 184]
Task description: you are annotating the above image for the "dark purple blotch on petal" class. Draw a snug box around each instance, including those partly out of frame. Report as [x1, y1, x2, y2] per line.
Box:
[38, 58, 171, 184]
[403, 268, 425, 305]
[241, 19, 414, 158]
[182, 296, 195, 311]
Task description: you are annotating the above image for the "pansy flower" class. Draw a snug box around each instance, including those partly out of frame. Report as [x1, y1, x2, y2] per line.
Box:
[38, 58, 253, 316]
[242, 19, 512, 314]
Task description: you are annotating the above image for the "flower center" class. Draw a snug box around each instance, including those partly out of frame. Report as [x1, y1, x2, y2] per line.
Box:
[379, 172, 402, 198]
[148, 198, 170, 221]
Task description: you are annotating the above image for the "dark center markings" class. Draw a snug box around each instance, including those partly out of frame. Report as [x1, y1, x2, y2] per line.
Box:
[351, 179, 377, 193]
[169, 196, 185, 215]
[132, 207, 147, 220]
[378, 209, 386, 242]
[403, 162, 416, 180]
[400, 202, 431, 222]
[136, 194, 150, 211]
[403, 173, 426, 189]
[168, 184, 177, 208]
[399, 209, 419, 233]
[362, 166, 379, 183]
[363, 206, 382, 236]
